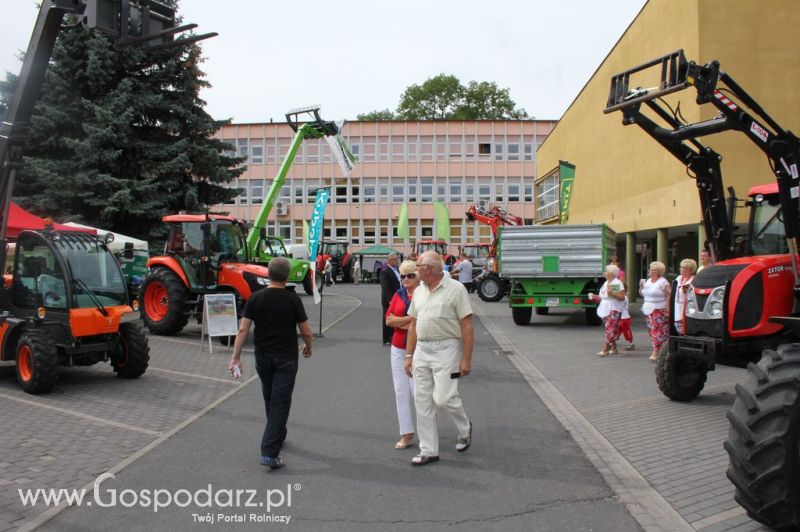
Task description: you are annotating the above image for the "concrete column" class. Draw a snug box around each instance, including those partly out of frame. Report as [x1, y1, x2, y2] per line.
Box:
[625, 233, 636, 300]
[698, 223, 706, 260]
[657, 228, 668, 266]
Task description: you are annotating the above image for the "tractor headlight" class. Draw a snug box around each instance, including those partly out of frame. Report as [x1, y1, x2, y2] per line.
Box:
[686, 301, 697, 316]
[256, 276, 269, 286]
[709, 301, 722, 317]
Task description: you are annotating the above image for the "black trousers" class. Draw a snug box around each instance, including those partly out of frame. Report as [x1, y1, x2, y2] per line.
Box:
[382, 303, 393, 343]
[255, 354, 299, 458]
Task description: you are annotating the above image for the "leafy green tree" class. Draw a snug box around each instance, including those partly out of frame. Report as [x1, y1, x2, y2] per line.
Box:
[397, 74, 464, 120]
[359, 74, 527, 120]
[0, 2, 242, 245]
[356, 108, 396, 120]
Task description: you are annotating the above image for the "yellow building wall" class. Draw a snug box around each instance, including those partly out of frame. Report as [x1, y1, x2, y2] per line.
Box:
[537, 0, 800, 234]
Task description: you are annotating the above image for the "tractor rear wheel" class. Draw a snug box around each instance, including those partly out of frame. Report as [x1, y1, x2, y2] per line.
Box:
[585, 307, 602, 326]
[140, 268, 189, 335]
[112, 322, 150, 378]
[302, 271, 314, 295]
[655, 343, 707, 401]
[724, 344, 800, 530]
[512, 307, 532, 325]
[477, 275, 504, 302]
[16, 329, 58, 394]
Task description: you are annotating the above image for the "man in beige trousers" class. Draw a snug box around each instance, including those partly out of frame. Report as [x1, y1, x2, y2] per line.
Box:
[404, 251, 474, 466]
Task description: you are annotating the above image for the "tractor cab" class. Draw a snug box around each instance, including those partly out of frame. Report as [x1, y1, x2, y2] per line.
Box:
[415, 240, 455, 267]
[746, 184, 787, 256]
[10, 230, 127, 315]
[163, 215, 250, 290]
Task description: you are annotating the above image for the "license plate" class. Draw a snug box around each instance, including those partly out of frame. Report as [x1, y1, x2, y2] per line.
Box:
[546, 297, 560, 307]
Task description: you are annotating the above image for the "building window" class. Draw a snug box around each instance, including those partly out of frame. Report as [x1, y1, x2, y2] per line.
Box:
[278, 223, 291, 240]
[336, 227, 347, 238]
[294, 185, 304, 204]
[479, 184, 491, 200]
[524, 183, 533, 202]
[407, 141, 418, 162]
[392, 142, 405, 162]
[249, 179, 264, 205]
[450, 180, 462, 203]
[449, 142, 462, 159]
[279, 185, 291, 202]
[306, 143, 319, 163]
[392, 183, 405, 203]
[494, 143, 504, 161]
[436, 142, 446, 161]
[478, 143, 491, 157]
[466, 183, 475, 203]
[250, 142, 264, 164]
[349, 143, 360, 159]
[420, 137, 433, 162]
[494, 183, 505, 203]
[379, 142, 390, 162]
[379, 182, 389, 203]
[408, 178, 417, 203]
[222, 139, 236, 158]
[364, 225, 376, 244]
[420, 178, 433, 203]
[264, 140, 275, 163]
[508, 184, 520, 202]
[351, 185, 360, 204]
[237, 139, 249, 161]
[507, 143, 519, 161]
[362, 142, 375, 162]
[306, 180, 321, 203]
[537, 174, 560, 220]
[437, 183, 446, 201]
[524, 144, 534, 161]
[336, 185, 348, 203]
[363, 179, 375, 203]
[421, 225, 433, 237]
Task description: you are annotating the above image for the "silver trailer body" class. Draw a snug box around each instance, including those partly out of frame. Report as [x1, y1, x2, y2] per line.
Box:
[498, 224, 617, 278]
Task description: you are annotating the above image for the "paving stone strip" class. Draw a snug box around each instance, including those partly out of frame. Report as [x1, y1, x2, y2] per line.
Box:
[475, 305, 694, 532]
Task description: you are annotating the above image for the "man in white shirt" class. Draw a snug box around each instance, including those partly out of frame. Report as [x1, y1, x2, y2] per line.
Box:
[404, 251, 474, 466]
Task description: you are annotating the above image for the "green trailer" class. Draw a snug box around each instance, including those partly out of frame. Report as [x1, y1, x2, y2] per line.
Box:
[498, 224, 616, 325]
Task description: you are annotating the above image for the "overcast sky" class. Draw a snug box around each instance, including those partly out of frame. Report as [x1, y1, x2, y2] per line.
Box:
[1, 0, 647, 123]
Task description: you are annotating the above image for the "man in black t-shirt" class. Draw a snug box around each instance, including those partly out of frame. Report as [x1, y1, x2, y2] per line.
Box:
[228, 257, 313, 469]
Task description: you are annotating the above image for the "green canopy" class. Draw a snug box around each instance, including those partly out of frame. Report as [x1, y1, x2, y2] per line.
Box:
[353, 244, 404, 256]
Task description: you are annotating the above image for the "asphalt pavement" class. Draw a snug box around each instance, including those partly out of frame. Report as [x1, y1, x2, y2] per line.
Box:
[36, 284, 641, 532]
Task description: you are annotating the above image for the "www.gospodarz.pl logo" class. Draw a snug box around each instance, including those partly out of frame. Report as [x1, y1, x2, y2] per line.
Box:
[19, 472, 300, 521]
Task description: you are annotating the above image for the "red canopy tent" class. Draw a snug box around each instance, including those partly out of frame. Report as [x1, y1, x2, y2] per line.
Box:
[6, 202, 95, 239]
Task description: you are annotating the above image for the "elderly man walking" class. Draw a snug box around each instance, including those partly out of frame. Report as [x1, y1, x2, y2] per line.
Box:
[404, 251, 474, 466]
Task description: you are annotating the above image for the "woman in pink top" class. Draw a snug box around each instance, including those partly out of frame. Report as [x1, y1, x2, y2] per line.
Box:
[639, 261, 672, 362]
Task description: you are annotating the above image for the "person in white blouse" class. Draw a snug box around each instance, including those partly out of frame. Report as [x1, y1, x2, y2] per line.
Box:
[590, 264, 626, 356]
[639, 261, 672, 362]
[674, 258, 697, 335]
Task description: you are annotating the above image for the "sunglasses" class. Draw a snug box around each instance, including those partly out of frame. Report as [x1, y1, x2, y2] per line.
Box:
[400, 273, 417, 280]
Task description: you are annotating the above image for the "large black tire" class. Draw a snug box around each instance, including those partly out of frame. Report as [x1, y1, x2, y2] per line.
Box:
[112, 321, 150, 379]
[655, 343, 708, 401]
[512, 307, 532, 326]
[139, 268, 189, 336]
[585, 307, 602, 326]
[724, 344, 800, 530]
[535, 307, 549, 316]
[16, 329, 58, 394]
[302, 271, 314, 295]
[477, 275, 504, 302]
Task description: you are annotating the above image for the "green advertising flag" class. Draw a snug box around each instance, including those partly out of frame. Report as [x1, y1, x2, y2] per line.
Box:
[434, 202, 451, 241]
[559, 161, 576, 224]
[302, 219, 310, 253]
[397, 203, 409, 239]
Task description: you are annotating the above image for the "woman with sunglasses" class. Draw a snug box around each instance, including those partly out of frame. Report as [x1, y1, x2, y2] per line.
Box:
[384, 260, 420, 450]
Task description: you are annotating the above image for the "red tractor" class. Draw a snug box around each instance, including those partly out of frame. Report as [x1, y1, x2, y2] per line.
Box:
[606, 49, 800, 528]
[466, 204, 524, 301]
[414, 240, 455, 268]
[139, 214, 270, 335]
[315, 240, 356, 283]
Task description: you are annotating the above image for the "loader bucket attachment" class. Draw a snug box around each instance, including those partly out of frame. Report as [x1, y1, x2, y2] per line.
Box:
[604, 49, 690, 114]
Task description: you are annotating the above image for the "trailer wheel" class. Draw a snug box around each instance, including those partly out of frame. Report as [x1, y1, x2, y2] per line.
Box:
[512, 307, 532, 325]
[655, 343, 707, 401]
[535, 307, 549, 315]
[140, 268, 189, 335]
[585, 307, 602, 326]
[302, 271, 314, 295]
[724, 344, 800, 530]
[477, 275, 504, 302]
[112, 321, 149, 379]
[16, 329, 58, 394]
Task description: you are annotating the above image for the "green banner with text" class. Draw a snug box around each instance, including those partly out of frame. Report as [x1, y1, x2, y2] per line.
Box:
[559, 161, 576, 224]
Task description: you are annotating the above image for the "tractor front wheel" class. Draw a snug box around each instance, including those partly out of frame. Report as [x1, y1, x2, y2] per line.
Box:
[140, 268, 189, 335]
[302, 271, 314, 295]
[112, 322, 150, 378]
[477, 274, 504, 302]
[655, 343, 707, 401]
[16, 329, 58, 394]
[724, 344, 800, 530]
